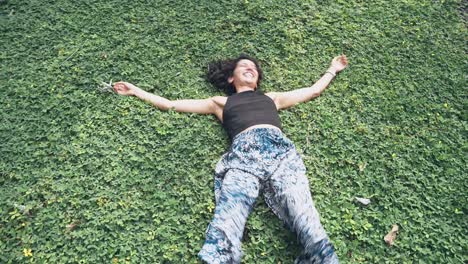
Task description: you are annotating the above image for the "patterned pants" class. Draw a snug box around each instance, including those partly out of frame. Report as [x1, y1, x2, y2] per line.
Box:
[198, 128, 339, 264]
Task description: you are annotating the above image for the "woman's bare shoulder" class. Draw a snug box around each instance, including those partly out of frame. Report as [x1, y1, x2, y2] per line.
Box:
[265, 92, 279, 99]
[211, 96, 228, 107]
[209, 96, 227, 122]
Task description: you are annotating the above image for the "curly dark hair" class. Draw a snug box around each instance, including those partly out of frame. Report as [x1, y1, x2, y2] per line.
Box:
[207, 54, 263, 95]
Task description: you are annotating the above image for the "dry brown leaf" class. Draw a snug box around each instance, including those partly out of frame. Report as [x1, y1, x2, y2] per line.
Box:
[384, 224, 399, 246]
[66, 221, 80, 232]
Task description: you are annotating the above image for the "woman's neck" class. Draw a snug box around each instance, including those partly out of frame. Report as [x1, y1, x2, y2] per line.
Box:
[235, 86, 255, 93]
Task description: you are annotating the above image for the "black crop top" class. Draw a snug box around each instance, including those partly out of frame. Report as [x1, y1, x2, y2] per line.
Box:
[222, 90, 282, 140]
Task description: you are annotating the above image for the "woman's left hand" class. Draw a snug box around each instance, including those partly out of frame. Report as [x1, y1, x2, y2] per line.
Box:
[330, 55, 348, 73]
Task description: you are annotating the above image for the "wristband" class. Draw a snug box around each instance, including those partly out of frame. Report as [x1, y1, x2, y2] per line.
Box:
[325, 71, 336, 77]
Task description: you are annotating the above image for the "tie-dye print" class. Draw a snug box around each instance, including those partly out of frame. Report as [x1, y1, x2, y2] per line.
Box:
[199, 127, 339, 264]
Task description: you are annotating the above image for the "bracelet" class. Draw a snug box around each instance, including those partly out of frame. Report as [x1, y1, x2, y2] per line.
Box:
[325, 71, 336, 77]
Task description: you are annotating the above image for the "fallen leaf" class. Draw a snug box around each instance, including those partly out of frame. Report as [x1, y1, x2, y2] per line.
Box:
[66, 221, 80, 232]
[14, 203, 31, 216]
[355, 197, 371, 205]
[358, 162, 367, 172]
[384, 224, 399, 246]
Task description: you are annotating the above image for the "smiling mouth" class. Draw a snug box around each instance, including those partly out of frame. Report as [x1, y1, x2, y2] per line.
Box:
[243, 72, 254, 78]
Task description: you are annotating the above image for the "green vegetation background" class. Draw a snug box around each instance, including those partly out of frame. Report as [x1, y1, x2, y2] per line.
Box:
[1, 0, 466, 263]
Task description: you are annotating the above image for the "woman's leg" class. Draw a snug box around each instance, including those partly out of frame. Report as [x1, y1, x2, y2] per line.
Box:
[198, 169, 261, 264]
[264, 151, 339, 264]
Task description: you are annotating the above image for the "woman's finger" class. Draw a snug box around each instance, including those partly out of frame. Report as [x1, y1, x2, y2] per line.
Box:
[114, 84, 127, 93]
[341, 56, 347, 65]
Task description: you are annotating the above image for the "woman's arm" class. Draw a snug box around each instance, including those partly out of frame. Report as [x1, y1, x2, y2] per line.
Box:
[113, 81, 225, 119]
[267, 55, 348, 110]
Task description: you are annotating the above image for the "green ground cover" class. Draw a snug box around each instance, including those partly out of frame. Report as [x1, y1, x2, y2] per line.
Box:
[1, 0, 466, 263]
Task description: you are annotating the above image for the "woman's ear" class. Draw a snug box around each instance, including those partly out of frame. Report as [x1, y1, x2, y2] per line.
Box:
[228, 76, 233, 84]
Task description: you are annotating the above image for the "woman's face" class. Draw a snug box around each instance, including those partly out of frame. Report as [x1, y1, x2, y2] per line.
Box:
[228, 59, 259, 90]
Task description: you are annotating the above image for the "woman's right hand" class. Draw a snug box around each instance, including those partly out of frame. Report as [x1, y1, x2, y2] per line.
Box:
[113, 81, 137, 96]
[329, 55, 348, 73]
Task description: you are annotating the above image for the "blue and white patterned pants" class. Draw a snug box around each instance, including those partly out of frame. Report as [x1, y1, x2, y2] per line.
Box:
[198, 127, 339, 264]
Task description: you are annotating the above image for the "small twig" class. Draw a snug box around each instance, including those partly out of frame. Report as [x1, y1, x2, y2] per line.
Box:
[62, 47, 81, 63]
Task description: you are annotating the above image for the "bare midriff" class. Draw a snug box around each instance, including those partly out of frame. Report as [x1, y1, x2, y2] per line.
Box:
[239, 124, 281, 135]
